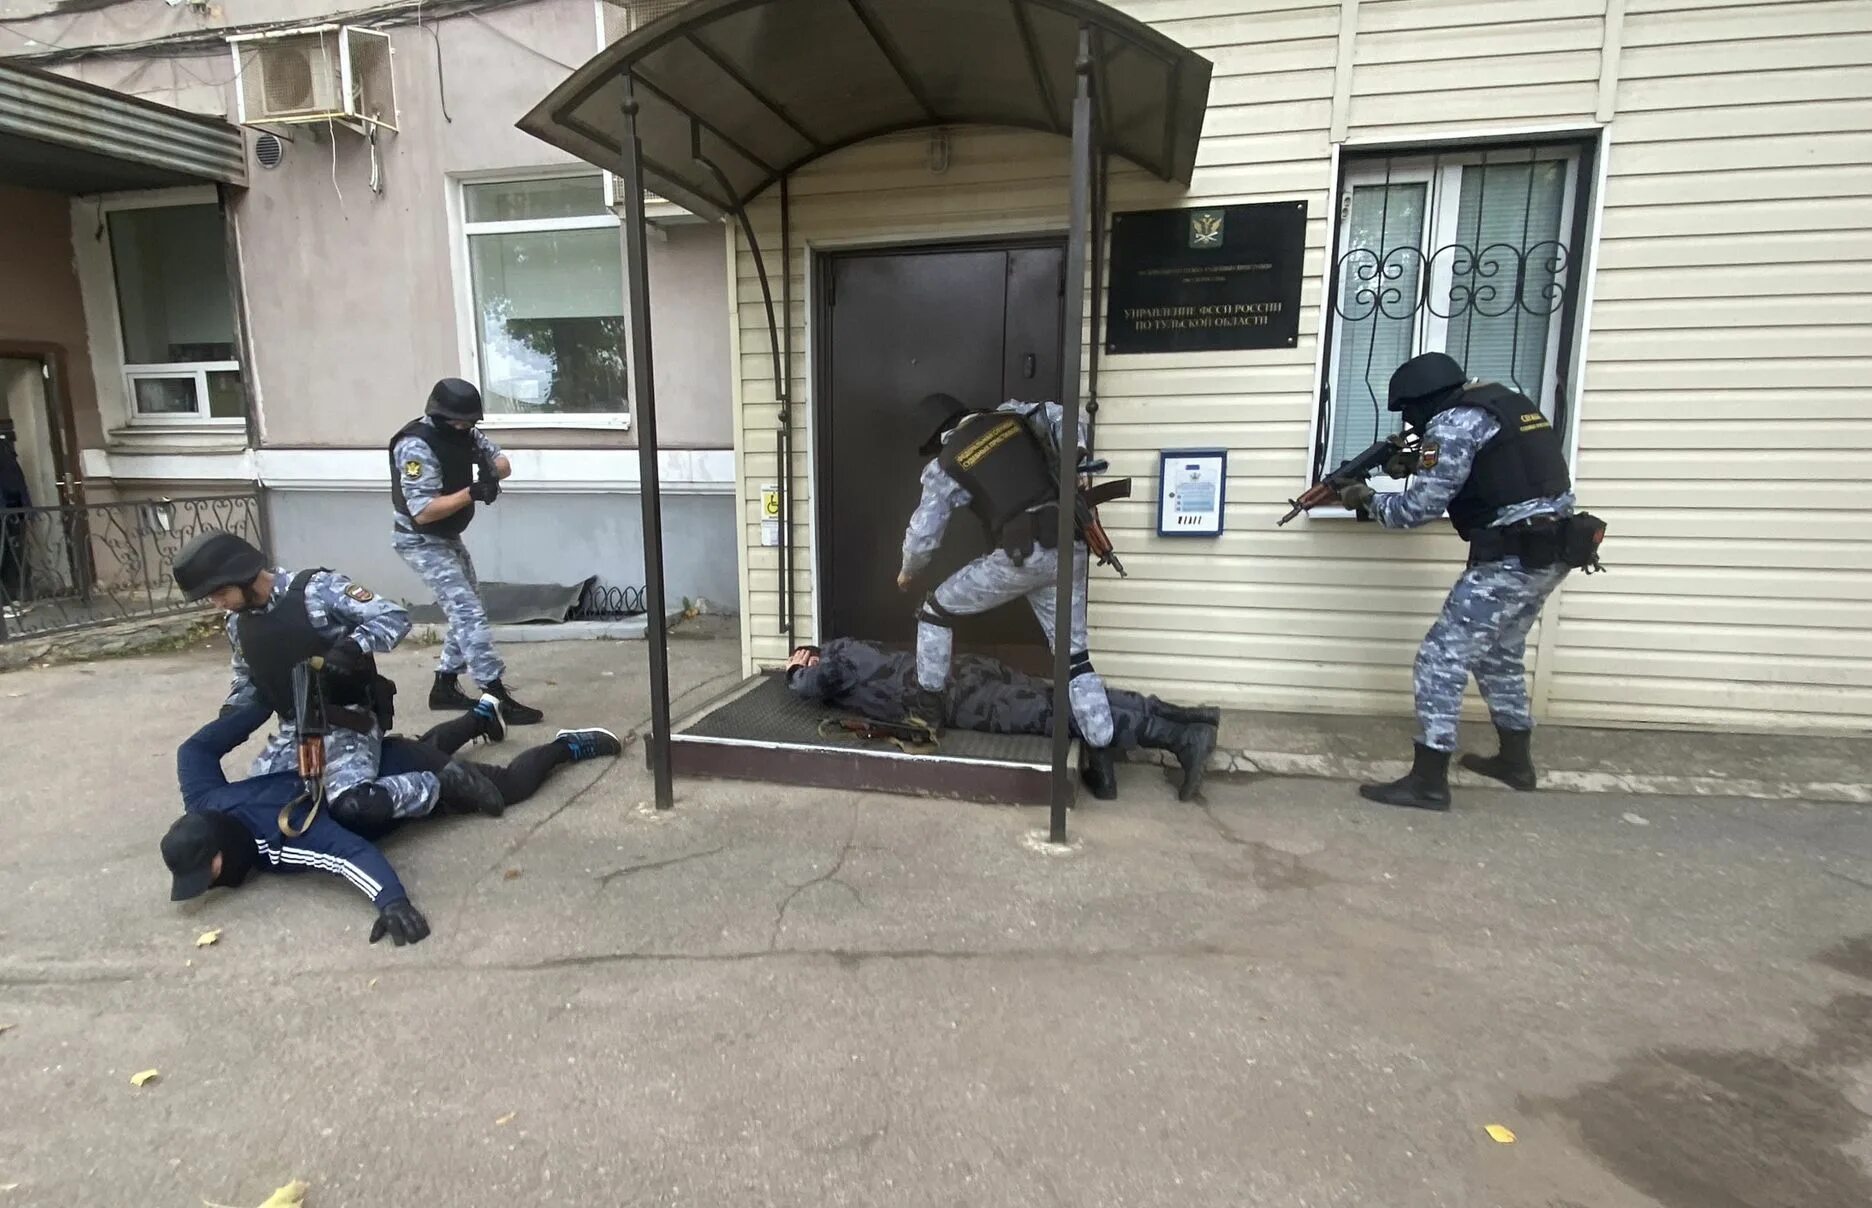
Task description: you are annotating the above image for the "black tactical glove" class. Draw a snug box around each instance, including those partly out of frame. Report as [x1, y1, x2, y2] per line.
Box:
[322, 636, 367, 678]
[369, 899, 431, 946]
[469, 475, 501, 504]
[1383, 450, 1418, 479]
[1337, 481, 1376, 513]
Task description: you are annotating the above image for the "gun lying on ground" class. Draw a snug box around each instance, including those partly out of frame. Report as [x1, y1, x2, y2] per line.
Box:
[817, 715, 939, 754]
[1277, 434, 1420, 526]
[280, 656, 329, 838]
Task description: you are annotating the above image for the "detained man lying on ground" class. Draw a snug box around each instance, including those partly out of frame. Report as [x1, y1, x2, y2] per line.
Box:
[162, 695, 621, 946]
[786, 638, 1220, 801]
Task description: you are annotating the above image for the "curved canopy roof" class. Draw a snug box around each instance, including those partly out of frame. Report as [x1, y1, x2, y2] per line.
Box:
[519, 0, 1212, 218]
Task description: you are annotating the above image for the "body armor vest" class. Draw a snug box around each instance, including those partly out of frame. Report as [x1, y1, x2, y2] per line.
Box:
[936, 409, 1056, 545]
[1440, 383, 1572, 540]
[390, 417, 476, 537]
[234, 571, 378, 721]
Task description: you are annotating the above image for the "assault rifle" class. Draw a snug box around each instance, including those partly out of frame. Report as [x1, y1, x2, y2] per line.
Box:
[1278, 434, 1420, 526]
[280, 656, 329, 839]
[1027, 406, 1131, 576]
[817, 715, 938, 753]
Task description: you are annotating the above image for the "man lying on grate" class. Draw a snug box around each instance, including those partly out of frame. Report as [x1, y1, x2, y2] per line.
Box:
[160, 696, 621, 947]
[785, 638, 1220, 802]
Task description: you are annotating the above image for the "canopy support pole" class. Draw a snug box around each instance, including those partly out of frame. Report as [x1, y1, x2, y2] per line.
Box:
[621, 75, 675, 811]
[1049, 26, 1096, 846]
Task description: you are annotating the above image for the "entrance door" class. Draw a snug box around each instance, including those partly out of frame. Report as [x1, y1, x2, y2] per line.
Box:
[0, 355, 82, 604]
[818, 241, 1065, 653]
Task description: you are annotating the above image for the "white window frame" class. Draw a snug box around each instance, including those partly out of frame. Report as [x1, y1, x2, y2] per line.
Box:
[451, 167, 631, 431]
[1317, 144, 1583, 488]
[93, 188, 246, 429]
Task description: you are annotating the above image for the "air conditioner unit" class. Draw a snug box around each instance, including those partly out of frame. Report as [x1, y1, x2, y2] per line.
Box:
[228, 25, 396, 131]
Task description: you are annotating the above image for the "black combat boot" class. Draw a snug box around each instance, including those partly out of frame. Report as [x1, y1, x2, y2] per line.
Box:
[1460, 725, 1537, 791]
[1139, 715, 1218, 802]
[1149, 699, 1222, 729]
[429, 671, 477, 712]
[1358, 744, 1452, 811]
[484, 678, 544, 726]
[436, 760, 505, 817]
[1079, 743, 1119, 800]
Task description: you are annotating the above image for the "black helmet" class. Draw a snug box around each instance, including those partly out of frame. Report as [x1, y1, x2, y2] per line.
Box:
[1386, 352, 1468, 411]
[426, 377, 484, 423]
[172, 529, 267, 601]
[915, 392, 970, 457]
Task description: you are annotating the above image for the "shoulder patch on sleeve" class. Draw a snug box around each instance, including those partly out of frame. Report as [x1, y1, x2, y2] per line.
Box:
[403, 459, 425, 479]
[1418, 442, 1439, 469]
[344, 584, 376, 603]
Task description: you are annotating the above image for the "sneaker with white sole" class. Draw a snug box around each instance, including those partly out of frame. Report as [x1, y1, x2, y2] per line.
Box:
[556, 727, 622, 761]
[472, 693, 506, 745]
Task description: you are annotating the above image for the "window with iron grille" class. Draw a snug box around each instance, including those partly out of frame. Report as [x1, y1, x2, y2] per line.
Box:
[1315, 137, 1596, 486]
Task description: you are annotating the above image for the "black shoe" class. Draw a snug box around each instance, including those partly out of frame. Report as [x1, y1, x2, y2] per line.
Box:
[1359, 744, 1452, 811]
[429, 672, 477, 712]
[1459, 726, 1537, 791]
[1140, 715, 1218, 802]
[472, 693, 506, 745]
[1151, 699, 1222, 729]
[436, 759, 505, 817]
[484, 678, 544, 726]
[556, 727, 622, 761]
[1079, 743, 1118, 800]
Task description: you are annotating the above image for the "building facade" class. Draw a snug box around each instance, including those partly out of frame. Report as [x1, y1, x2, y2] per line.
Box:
[2, 0, 739, 612]
[710, 0, 1871, 734]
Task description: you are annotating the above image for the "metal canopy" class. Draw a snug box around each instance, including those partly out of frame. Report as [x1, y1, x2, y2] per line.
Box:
[518, 0, 1210, 217]
[0, 62, 247, 194]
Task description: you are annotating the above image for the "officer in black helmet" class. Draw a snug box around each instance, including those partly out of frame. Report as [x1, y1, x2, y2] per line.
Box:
[389, 378, 542, 725]
[1337, 352, 1582, 811]
[172, 529, 447, 828]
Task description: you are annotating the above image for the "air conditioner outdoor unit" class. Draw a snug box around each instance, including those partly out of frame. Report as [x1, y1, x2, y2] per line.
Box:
[228, 25, 396, 131]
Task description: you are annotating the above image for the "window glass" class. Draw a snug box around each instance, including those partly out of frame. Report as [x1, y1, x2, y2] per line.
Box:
[468, 227, 626, 415]
[107, 206, 237, 366]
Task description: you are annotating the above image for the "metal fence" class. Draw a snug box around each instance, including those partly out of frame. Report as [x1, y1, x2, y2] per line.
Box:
[0, 493, 263, 641]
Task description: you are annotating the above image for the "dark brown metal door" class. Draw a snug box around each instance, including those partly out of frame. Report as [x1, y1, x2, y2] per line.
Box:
[819, 241, 1065, 650]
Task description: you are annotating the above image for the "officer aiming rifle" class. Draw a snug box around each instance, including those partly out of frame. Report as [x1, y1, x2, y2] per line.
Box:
[1278, 433, 1421, 526]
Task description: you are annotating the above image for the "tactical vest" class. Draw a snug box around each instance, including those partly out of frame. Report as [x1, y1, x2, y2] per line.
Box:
[389, 417, 475, 537]
[234, 571, 378, 721]
[1440, 383, 1572, 540]
[936, 409, 1055, 545]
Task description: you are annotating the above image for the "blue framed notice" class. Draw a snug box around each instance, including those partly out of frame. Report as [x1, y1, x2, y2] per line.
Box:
[1157, 449, 1228, 537]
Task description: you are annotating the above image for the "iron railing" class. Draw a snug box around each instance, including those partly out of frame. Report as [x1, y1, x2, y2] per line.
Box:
[0, 492, 262, 641]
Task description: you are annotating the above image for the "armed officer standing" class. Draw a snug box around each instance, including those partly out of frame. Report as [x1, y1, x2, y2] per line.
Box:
[1338, 352, 1600, 811]
[898, 393, 1123, 798]
[390, 377, 542, 725]
[171, 530, 445, 830]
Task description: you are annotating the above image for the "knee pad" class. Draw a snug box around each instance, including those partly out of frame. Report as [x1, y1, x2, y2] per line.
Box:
[329, 783, 396, 830]
[1069, 650, 1096, 680]
[917, 594, 961, 629]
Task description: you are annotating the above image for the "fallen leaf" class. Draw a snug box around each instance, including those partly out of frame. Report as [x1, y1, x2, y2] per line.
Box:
[503, 868, 522, 881]
[185, 959, 194, 968]
[0, 1023, 14, 1036]
[0, 1181, 19, 1191]
[1621, 812, 1651, 827]
[495, 1112, 517, 1126]
[195, 929, 222, 948]
[203, 1180, 310, 1208]
[1484, 1124, 1516, 1144]
[130, 1069, 160, 1087]
[367, 977, 379, 988]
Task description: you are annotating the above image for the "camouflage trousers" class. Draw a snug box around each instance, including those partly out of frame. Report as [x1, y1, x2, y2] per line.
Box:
[950, 653, 1152, 747]
[393, 530, 504, 685]
[915, 543, 1115, 748]
[1415, 557, 1569, 751]
[251, 721, 442, 820]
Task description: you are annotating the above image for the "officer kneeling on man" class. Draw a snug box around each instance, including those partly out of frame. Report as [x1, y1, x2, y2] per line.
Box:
[1338, 352, 1604, 812]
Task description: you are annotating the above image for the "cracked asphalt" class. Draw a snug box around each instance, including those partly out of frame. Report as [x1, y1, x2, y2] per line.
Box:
[3, 626, 1871, 1206]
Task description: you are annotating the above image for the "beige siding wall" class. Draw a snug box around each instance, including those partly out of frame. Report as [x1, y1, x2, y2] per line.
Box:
[1552, 0, 1872, 729]
[731, 0, 1872, 733]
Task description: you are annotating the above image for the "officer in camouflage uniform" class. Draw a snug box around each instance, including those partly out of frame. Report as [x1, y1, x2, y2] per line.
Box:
[898, 393, 1123, 797]
[1338, 352, 1578, 811]
[390, 378, 542, 725]
[171, 530, 444, 829]
[786, 639, 1219, 801]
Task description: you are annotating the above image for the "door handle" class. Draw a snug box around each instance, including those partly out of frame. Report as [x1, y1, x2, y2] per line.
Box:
[1023, 353, 1036, 380]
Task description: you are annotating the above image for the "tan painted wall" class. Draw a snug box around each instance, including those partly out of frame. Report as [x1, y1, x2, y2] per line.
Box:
[0, 186, 103, 451]
[728, 0, 1872, 733]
